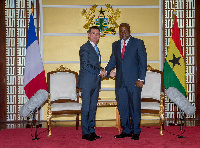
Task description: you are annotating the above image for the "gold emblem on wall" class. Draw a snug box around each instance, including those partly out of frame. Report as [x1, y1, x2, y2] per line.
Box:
[82, 4, 121, 37]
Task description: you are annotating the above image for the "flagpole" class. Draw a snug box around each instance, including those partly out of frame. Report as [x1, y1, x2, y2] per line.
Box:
[172, 7, 186, 139]
[31, 1, 34, 16]
[167, 7, 179, 126]
[167, 5, 181, 127]
[172, 8, 179, 126]
[29, 1, 39, 136]
[164, 1, 191, 138]
[167, 7, 186, 133]
[24, 1, 43, 140]
[32, 108, 40, 140]
[178, 109, 185, 138]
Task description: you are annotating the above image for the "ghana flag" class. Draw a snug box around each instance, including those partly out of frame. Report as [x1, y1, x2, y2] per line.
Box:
[164, 14, 187, 98]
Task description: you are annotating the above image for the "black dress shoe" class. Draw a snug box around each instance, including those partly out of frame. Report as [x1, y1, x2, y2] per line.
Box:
[82, 134, 89, 139]
[114, 132, 132, 138]
[82, 134, 96, 141]
[131, 134, 140, 140]
[90, 132, 102, 139]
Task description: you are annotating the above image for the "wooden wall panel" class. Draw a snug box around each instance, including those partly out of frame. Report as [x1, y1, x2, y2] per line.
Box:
[0, 0, 6, 121]
[195, 0, 200, 119]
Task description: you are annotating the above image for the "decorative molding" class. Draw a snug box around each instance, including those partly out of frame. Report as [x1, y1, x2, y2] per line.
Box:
[147, 64, 157, 71]
[43, 33, 160, 36]
[43, 60, 161, 64]
[101, 88, 115, 91]
[42, 5, 159, 9]
[97, 100, 117, 107]
[56, 65, 70, 72]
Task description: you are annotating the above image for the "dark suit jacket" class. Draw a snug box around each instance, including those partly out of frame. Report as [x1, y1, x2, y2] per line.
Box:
[105, 36, 147, 92]
[77, 41, 102, 90]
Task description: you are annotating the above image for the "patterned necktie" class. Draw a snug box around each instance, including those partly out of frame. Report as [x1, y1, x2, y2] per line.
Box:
[121, 41, 126, 58]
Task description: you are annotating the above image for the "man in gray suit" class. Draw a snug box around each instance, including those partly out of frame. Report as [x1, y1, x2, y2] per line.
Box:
[77, 26, 104, 141]
[105, 23, 147, 140]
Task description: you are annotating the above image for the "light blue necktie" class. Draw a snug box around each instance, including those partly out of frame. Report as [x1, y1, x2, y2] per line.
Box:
[95, 45, 101, 62]
[95, 45, 99, 56]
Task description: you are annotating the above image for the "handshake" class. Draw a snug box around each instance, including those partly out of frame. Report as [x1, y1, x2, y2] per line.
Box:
[100, 69, 116, 78]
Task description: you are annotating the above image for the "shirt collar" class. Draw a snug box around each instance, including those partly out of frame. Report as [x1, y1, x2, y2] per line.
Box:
[121, 36, 131, 46]
[89, 40, 96, 47]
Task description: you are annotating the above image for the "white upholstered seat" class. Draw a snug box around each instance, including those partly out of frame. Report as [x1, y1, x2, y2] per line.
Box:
[141, 65, 164, 135]
[141, 102, 160, 110]
[47, 65, 81, 137]
[115, 65, 164, 135]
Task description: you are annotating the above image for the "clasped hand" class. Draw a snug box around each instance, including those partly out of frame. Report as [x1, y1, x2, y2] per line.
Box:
[135, 80, 144, 87]
[100, 69, 116, 78]
[100, 69, 107, 77]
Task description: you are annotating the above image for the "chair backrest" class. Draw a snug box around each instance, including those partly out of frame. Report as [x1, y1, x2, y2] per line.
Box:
[141, 65, 164, 101]
[47, 65, 78, 102]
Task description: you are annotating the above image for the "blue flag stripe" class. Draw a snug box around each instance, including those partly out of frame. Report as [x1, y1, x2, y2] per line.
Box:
[26, 14, 37, 48]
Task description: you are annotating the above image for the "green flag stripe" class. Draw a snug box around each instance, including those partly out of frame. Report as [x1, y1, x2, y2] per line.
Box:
[164, 60, 187, 97]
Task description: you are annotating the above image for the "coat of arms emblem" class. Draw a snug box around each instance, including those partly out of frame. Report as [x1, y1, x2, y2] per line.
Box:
[82, 4, 121, 37]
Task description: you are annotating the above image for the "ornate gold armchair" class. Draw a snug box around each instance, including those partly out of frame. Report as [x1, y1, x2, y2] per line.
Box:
[116, 65, 164, 135]
[47, 65, 81, 137]
[141, 65, 164, 135]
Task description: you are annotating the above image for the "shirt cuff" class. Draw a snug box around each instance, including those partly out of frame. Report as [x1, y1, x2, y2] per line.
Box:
[138, 79, 144, 82]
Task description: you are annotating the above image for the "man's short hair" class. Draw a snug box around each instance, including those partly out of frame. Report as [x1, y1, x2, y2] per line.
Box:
[88, 26, 100, 33]
[119, 23, 131, 32]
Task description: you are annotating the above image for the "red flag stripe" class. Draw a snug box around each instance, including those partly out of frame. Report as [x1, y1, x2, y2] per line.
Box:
[172, 15, 184, 57]
[24, 70, 48, 99]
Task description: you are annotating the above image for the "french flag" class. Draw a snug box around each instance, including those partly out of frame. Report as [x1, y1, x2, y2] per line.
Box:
[20, 14, 48, 117]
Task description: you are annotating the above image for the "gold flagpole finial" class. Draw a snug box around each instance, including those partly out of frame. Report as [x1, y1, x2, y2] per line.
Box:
[172, 2, 176, 22]
[172, 3, 176, 15]
[31, 1, 34, 16]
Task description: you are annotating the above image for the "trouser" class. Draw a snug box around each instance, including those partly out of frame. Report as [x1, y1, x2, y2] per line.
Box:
[116, 85, 142, 134]
[81, 87, 99, 135]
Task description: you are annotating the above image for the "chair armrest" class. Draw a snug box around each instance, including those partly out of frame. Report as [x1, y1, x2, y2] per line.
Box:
[76, 87, 82, 97]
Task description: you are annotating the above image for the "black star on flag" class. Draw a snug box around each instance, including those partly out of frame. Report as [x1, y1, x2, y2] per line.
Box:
[169, 54, 181, 68]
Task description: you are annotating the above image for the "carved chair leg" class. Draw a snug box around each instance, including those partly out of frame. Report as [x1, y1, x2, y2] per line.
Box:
[159, 94, 164, 136]
[116, 107, 120, 133]
[47, 112, 52, 137]
[47, 97, 52, 137]
[47, 119, 52, 137]
[160, 114, 164, 136]
[76, 114, 79, 130]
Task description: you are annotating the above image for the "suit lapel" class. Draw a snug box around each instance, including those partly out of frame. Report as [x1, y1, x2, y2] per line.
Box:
[116, 40, 123, 60]
[87, 41, 98, 57]
[87, 41, 101, 63]
[122, 36, 134, 59]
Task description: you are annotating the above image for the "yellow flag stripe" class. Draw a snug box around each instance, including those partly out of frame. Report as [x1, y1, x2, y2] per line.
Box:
[166, 37, 187, 91]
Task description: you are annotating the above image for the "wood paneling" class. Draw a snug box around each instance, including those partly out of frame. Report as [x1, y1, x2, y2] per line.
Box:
[195, 0, 200, 119]
[0, 0, 6, 121]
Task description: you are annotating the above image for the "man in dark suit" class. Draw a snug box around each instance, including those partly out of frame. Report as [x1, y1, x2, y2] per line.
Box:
[104, 23, 147, 140]
[77, 26, 104, 141]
